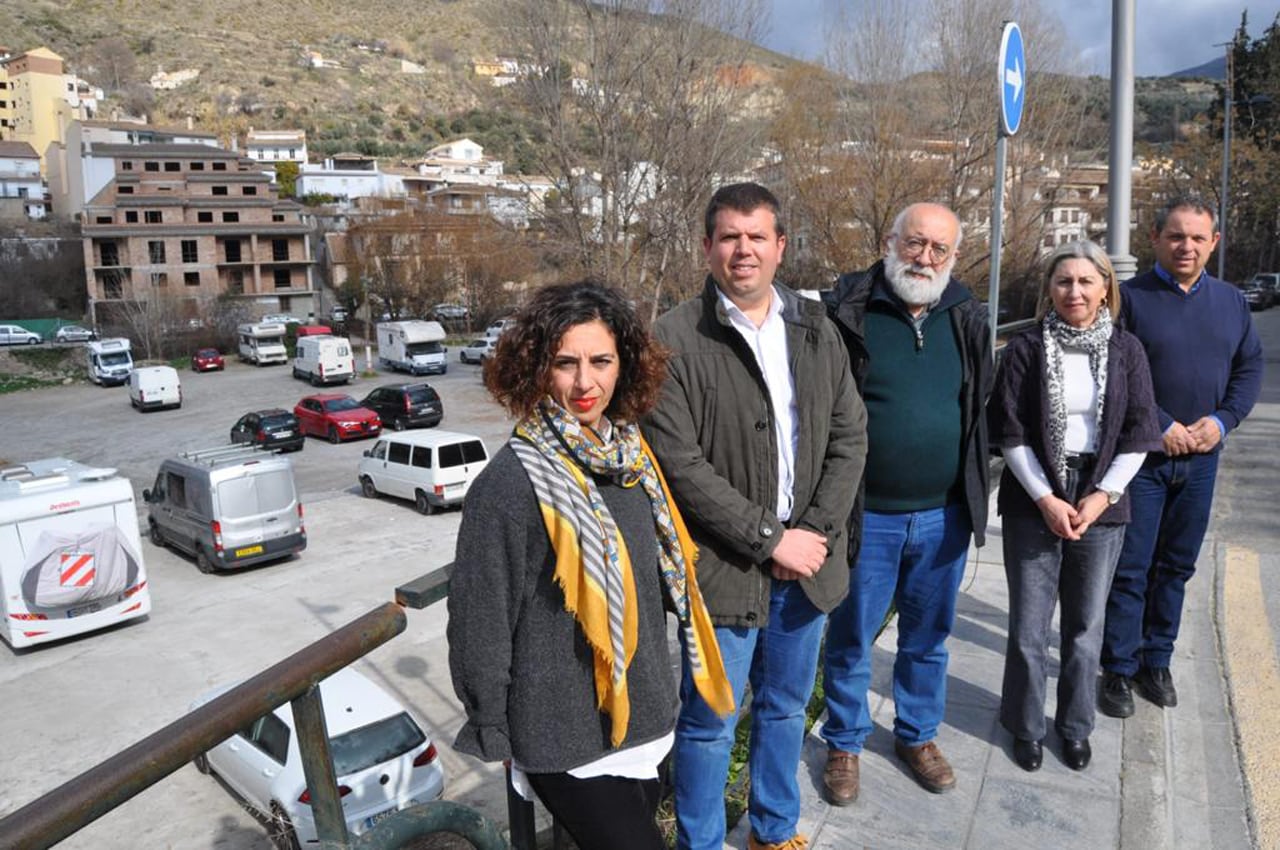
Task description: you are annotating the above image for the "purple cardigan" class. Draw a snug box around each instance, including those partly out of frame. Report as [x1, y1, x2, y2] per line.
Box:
[988, 325, 1164, 524]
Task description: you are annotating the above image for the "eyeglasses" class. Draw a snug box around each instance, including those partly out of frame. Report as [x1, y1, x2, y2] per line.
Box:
[895, 235, 952, 265]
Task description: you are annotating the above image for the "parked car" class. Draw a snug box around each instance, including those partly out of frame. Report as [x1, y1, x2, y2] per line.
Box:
[358, 430, 489, 514]
[1247, 273, 1280, 305]
[1240, 280, 1275, 311]
[54, 325, 96, 342]
[230, 409, 304, 453]
[431, 303, 470, 321]
[294, 394, 382, 443]
[458, 338, 496, 364]
[191, 667, 446, 847]
[128, 366, 182, 411]
[330, 306, 349, 323]
[261, 313, 300, 326]
[192, 347, 226, 372]
[358, 382, 444, 431]
[0, 324, 41, 345]
[483, 318, 515, 339]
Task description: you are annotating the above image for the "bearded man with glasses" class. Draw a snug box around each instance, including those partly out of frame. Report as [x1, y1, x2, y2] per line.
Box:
[818, 202, 993, 801]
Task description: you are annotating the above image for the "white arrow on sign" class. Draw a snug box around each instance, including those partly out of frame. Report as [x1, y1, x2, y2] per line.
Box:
[1005, 58, 1023, 101]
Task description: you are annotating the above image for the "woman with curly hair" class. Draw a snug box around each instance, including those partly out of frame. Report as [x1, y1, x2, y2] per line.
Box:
[447, 281, 733, 850]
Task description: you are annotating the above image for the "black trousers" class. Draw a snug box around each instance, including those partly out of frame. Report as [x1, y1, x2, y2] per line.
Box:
[526, 759, 669, 850]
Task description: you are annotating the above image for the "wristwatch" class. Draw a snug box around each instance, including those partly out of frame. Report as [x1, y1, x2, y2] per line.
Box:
[1102, 489, 1123, 505]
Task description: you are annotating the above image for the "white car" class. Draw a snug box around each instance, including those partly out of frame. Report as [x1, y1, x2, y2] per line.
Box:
[261, 313, 301, 326]
[192, 667, 446, 846]
[0, 324, 41, 345]
[55, 325, 97, 342]
[484, 318, 515, 339]
[458, 338, 496, 364]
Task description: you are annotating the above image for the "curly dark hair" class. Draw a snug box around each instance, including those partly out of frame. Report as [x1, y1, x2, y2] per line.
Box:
[483, 281, 669, 423]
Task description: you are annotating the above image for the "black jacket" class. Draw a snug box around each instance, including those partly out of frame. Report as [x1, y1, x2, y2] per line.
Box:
[822, 260, 993, 552]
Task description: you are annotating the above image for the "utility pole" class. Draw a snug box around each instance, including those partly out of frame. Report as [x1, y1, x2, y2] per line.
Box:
[1106, 0, 1137, 281]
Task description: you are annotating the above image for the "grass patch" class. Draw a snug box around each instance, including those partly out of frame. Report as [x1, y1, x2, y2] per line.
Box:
[0, 374, 63, 394]
[9, 348, 76, 371]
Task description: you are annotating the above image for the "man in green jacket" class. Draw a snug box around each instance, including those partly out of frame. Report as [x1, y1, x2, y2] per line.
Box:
[644, 182, 867, 850]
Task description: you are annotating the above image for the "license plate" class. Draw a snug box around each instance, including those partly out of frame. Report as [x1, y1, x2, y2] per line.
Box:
[67, 602, 102, 618]
[275, 430, 293, 437]
[235, 544, 264, 557]
[445, 483, 464, 493]
[364, 807, 398, 829]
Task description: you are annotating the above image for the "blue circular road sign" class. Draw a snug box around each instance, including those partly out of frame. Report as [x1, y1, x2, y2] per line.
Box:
[999, 22, 1026, 136]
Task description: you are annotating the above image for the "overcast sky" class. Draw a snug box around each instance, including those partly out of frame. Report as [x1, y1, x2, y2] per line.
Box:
[760, 1, 1280, 77]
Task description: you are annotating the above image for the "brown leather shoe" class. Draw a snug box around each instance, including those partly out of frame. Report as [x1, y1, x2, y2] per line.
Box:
[894, 740, 956, 793]
[822, 749, 859, 806]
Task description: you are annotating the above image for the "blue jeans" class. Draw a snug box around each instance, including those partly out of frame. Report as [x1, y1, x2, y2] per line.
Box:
[1102, 451, 1219, 675]
[674, 580, 826, 850]
[821, 503, 971, 752]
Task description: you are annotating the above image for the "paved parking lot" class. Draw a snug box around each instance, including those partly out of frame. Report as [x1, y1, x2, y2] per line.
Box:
[0, 350, 519, 848]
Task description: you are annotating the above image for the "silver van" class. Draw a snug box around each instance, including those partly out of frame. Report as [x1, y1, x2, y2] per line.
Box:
[357, 430, 488, 514]
[143, 445, 306, 573]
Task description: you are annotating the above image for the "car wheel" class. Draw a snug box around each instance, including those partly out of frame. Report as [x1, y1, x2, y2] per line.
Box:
[27, 338, 38, 345]
[360, 476, 378, 499]
[393, 417, 407, 431]
[196, 548, 215, 575]
[193, 752, 210, 775]
[149, 521, 165, 549]
[267, 804, 301, 850]
[310, 373, 321, 387]
[415, 490, 435, 515]
[328, 426, 341, 444]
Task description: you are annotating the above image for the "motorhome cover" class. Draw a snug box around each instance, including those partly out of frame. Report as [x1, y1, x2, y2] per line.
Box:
[20, 523, 142, 609]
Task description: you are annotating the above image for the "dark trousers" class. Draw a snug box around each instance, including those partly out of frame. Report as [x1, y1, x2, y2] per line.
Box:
[527, 760, 669, 850]
[1102, 451, 1219, 675]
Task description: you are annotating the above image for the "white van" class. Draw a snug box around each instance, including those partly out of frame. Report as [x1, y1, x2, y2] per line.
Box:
[144, 445, 306, 574]
[357, 430, 489, 514]
[0, 458, 151, 649]
[376, 320, 448, 376]
[128, 366, 181, 411]
[293, 335, 355, 386]
[237, 322, 288, 366]
[86, 338, 133, 386]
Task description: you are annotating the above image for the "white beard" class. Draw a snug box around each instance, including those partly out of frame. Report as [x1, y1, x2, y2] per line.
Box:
[884, 250, 954, 307]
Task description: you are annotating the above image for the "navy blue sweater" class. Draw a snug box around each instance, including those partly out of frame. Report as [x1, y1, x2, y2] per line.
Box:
[1119, 269, 1263, 440]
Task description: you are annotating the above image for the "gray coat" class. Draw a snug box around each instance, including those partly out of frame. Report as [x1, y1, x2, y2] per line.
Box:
[643, 278, 867, 627]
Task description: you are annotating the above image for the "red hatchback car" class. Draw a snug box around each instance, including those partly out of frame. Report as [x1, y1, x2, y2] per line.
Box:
[294, 394, 382, 443]
[192, 348, 225, 372]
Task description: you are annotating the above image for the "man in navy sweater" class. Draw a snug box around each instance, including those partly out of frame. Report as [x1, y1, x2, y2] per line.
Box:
[1099, 195, 1263, 717]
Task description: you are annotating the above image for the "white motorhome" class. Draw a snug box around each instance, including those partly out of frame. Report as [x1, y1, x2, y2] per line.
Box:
[86, 338, 133, 386]
[376, 320, 448, 376]
[237, 322, 288, 366]
[128, 365, 182, 411]
[293, 335, 355, 386]
[0, 458, 151, 648]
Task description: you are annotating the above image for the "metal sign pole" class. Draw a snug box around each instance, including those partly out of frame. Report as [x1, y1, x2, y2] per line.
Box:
[988, 135, 1007, 357]
[991, 20, 1025, 357]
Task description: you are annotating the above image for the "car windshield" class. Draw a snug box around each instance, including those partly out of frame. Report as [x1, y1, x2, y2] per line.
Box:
[406, 341, 443, 355]
[322, 397, 361, 412]
[198, 349, 219, 357]
[101, 352, 130, 366]
[215, 469, 296, 519]
[330, 712, 427, 777]
[260, 414, 295, 432]
[405, 386, 438, 404]
[469, 339, 487, 347]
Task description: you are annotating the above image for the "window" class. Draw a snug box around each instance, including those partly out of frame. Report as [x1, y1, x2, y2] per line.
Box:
[144, 161, 159, 172]
[411, 446, 432, 469]
[274, 269, 291, 289]
[145, 210, 162, 224]
[164, 162, 180, 172]
[371, 441, 388, 460]
[222, 211, 239, 223]
[243, 186, 257, 196]
[95, 216, 111, 224]
[439, 440, 487, 468]
[212, 161, 227, 171]
[184, 271, 200, 287]
[118, 186, 134, 194]
[165, 472, 188, 509]
[228, 269, 244, 294]
[272, 239, 289, 261]
[151, 272, 169, 287]
[212, 186, 228, 196]
[197, 211, 213, 223]
[181, 240, 198, 263]
[100, 242, 120, 266]
[388, 442, 412, 465]
[272, 213, 284, 222]
[225, 240, 242, 263]
[149, 241, 166, 263]
[189, 161, 204, 171]
[241, 714, 290, 765]
[121, 161, 133, 171]
[288, 148, 296, 159]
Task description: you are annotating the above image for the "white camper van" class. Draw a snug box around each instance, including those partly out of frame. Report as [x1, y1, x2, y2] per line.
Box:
[237, 322, 288, 366]
[86, 338, 133, 386]
[376, 321, 448, 376]
[128, 365, 182, 411]
[0, 459, 151, 648]
[293, 335, 355, 385]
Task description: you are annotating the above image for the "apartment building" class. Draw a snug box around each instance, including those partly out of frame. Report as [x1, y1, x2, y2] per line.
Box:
[81, 144, 316, 321]
[0, 47, 99, 175]
[243, 128, 308, 165]
[0, 140, 45, 220]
